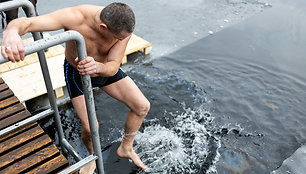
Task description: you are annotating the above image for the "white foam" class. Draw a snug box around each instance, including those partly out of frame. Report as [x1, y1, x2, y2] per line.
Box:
[133, 107, 220, 173]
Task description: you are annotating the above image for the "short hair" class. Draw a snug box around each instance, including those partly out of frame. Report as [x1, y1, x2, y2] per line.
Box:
[100, 2, 135, 34]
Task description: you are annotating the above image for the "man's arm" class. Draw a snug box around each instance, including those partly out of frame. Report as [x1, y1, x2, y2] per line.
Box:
[77, 34, 132, 77]
[1, 6, 84, 62]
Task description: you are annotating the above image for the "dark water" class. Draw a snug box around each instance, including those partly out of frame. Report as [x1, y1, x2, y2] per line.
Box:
[149, 1, 306, 173]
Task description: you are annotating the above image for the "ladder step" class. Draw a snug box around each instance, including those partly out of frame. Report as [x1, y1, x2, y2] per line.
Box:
[58, 155, 98, 174]
[0, 108, 54, 137]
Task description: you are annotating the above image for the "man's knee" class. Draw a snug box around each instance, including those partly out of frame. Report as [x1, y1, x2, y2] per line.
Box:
[134, 99, 150, 117]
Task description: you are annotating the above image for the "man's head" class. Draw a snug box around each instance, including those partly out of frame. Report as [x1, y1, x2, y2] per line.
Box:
[100, 2, 135, 36]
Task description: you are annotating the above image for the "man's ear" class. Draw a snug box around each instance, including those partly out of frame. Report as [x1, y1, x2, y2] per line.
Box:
[100, 23, 107, 29]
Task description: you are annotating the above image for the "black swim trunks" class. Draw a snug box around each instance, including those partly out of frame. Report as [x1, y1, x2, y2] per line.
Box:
[64, 59, 127, 99]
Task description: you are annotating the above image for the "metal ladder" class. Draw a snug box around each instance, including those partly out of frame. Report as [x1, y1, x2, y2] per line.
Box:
[0, 1, 105, 173]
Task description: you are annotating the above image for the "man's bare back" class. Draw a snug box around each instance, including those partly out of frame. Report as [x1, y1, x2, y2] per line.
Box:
[1, 3, 149, 174]
[64, 6, 117, 68]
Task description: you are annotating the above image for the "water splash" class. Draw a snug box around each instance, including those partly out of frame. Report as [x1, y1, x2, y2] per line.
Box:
[113, 67, 219, 173]
[132, 107, 220, 174]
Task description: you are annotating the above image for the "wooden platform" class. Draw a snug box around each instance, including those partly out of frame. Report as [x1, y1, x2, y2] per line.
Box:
[0, 32, 152, 105]
[0, 33, 65, 74]
[0, 77, 69, 173]
[122, 34, 152, 64]
[1, 54, 66, 104]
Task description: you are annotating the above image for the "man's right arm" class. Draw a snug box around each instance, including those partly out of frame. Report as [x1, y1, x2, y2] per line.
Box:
[1, 6, 84, 62]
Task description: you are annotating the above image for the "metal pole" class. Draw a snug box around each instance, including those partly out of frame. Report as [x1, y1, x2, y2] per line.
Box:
[0, 0, 66, 149]
[0, 30, 105, 174]
[61, 138, 82, 161]
[58, 155, 98, 174]
[0, 0, 35, 16]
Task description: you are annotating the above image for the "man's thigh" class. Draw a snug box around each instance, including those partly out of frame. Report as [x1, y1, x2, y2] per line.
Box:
[101, 77, 148, 110]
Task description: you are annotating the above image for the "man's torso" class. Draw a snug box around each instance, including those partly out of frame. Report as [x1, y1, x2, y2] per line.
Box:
[64, 5, 119, 69]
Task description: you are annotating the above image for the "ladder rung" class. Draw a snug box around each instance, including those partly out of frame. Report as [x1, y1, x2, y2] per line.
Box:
[61, 138, 82, 161]
[0, 108, 54, 137]
[58, 154, 98, 174]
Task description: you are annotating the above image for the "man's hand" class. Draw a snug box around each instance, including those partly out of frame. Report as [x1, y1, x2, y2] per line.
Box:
[75, 56, 101, 75]
[1, 30, 25, 62]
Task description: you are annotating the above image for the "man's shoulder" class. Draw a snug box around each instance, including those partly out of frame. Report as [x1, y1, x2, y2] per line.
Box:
[73, 4, 104, 12]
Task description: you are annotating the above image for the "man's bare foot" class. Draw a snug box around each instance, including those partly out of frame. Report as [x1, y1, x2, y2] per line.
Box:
[79, 161, 96, 174]
[117, 145, 148, 170]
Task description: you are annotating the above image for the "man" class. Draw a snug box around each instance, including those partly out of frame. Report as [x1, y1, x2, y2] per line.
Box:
[1, 3, 150, 173]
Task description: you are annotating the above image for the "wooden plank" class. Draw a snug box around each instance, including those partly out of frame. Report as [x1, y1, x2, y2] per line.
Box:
[5, 61, 27, 70]
[0, 96, 19, 109]
[1, 55, 66, 103]
[0, 125, 44, 154]
[0, 63, 10, 74]
[121, 56, 127, 65]
[121, 34, 152, 64]
[125, 34, 152, 56]
[0, 83, 9, 92]
[25, 154, 68, 174]
[0, 134, 52, 168]
[55, 87, 64, 99]
[0, 88, 14, 101]
[141, 46, 152, 55]
[0, 103, 25, 121]
[0, 78, 3, 84]
[0, 122, 37, 142]
[0, 110, 31, 130]
[0, 144, 59, 174]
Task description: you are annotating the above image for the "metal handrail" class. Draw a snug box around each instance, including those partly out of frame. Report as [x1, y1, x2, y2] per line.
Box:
[0, 1, 105, 173]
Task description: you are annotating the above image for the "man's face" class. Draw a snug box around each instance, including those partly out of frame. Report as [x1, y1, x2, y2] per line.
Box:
[99, 23, 131, 41]
[112, 30, 131, 41]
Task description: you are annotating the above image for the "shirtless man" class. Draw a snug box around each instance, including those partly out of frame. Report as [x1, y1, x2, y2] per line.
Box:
[1, 3, 150, 173]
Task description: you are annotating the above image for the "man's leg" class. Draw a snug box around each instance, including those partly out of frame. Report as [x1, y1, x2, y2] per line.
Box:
[101, 76, 150, 170]
[71, 95, 97, 174]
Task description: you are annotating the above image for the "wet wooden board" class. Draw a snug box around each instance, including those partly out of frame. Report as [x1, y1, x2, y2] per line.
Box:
[25, 154, 69, 174]
[0, 88, 14, 101]
[0, 103, 25, 120]
[0, 144, 62, 173]
[0, 79, 69, 174]
[0, 96, 19, 109]
[0, 122, 37, 142]
[0, 124, 44, 154]
[0, 134, 52, 168]
[0, 83, 9, 92]
[0, 110, 31, 131]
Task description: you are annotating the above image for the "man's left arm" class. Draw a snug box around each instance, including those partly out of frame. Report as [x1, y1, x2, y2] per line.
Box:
[76, 35, 131, 76]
